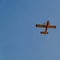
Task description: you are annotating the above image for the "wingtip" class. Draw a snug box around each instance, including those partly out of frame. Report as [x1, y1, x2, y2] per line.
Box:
[35, 24, 37, 27]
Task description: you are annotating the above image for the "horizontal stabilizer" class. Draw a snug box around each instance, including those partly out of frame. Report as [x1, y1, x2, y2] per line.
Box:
[40, 32, 48, 34]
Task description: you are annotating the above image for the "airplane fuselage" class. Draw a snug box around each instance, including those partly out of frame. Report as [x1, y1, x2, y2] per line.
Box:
[45, 20, 50, 32]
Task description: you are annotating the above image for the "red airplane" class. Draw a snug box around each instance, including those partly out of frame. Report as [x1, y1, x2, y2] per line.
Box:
[36, 20, 56, 34]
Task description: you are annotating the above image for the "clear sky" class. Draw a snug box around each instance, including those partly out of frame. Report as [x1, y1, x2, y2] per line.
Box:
[0, 0, 60, 60]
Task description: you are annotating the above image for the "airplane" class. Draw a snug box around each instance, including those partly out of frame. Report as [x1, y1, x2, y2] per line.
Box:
[35, 20, 56, 34]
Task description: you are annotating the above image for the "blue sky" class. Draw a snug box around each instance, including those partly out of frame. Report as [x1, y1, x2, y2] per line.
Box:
[0, 0, 60, 60]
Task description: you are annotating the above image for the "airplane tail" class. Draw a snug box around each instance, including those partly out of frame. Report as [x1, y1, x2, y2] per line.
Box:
[40, 31, 48, 34]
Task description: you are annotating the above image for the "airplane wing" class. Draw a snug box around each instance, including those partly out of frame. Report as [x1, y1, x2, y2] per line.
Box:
[36, 24, 56, 28]
[36, 24, 46, 28]
[48, 25, 56, 28]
